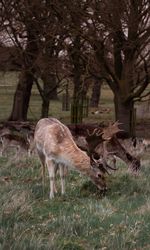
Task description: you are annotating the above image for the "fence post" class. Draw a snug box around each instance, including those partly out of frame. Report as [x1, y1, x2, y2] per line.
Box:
[71, 97, 89, 124]
[62, 84, 70, 111]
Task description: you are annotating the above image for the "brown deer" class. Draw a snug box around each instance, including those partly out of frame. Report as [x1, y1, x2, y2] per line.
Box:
[119, 137, 150, 157]
[0, 127, 35, 158]
[26, 131, 35, 156]
[34, 118, 110, 199]
[84, 122, 141, 172]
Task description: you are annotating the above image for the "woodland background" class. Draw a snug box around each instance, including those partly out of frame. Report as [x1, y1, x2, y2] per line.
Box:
[0, 1, 150, 249]
[0, 0, 149, 136]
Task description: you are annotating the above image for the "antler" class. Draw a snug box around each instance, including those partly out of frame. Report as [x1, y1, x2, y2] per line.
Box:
[86, 128, 103, 137]
[101, 121, 123, 141]
[91, 151, 117, 176]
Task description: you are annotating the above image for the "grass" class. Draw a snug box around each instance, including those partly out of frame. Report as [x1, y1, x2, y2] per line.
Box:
[0, 71, 150, 249]
[0, 153, 150, 250]
[0, 71, 114, 123]
[0, 71, 149, 126]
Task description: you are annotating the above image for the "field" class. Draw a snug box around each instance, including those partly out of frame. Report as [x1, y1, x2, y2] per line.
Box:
[0, 72, 115, 123]
[0, 153, 150, 250]
[0, 71, 150, 249]
[0, 71, 150, 137]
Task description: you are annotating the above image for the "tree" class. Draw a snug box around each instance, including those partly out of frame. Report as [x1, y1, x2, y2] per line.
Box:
[90, 79, 102, 107]
[0, 0, 39, 120]
[0, 0, 65, 120]
[1, 0, 149, 129]
[84, 0, 150, 135]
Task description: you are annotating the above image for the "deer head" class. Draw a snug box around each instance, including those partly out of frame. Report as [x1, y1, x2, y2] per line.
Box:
[85, 121, 141, 173]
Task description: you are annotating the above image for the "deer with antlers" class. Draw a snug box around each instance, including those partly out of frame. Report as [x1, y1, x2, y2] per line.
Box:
[86, 122, 141, 173]
[34, 118, 111, 199]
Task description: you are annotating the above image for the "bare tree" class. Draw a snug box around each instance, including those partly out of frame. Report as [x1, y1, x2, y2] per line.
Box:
[0, 0, 65, 120]
[0, 0, 39, 120]
[83, 0, 150, 135]
[1, 0, 149, 129]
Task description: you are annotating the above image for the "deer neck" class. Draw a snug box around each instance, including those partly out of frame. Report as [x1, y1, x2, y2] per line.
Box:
[108, 137, 135, 165]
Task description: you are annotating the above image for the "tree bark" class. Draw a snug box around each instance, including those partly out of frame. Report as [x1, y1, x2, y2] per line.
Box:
[40, 73, 58, 118]
[90, 80, 102, 107]
[41, 73, 58, 100]
[41, 98, 50, 118]
[114, 93, 135, 136]
[8, 24, 38, 121]
[8, 70, 34, 121]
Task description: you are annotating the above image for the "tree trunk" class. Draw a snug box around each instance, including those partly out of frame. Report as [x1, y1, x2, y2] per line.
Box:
[8, 25, 38, 121]
[41, 98, 50, 118]
[8, 70, 34, 121]
[90, 80, 102, 107]
[40, 73, 58, 118]
[114, 93, 135, 136]
[41, 73, 58, 100]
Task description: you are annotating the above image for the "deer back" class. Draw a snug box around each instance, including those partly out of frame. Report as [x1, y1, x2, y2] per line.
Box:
[34, 118, 90, 168]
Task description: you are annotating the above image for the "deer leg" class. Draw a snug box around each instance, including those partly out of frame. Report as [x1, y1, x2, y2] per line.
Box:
[0, 145, 3, 156]
[46, 159, 56, 199]
[28, 148, 31, 157]
[53, 163, 59, 194]
[13, 145, 21, 160]
[28, 140, 35, 157]
[64, 166, 68, 176]
[37, 149, 46, 190]
[59, 164, 65, 195]
[0, 138, 7, 156]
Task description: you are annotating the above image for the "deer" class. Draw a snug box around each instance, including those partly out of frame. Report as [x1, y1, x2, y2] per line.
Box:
[119, 137, 150, 157]
[34, 118, 111, 199]
[85, 122, 141, 173]
[26, 131, 35, 156]
[0, 128, 32, 158]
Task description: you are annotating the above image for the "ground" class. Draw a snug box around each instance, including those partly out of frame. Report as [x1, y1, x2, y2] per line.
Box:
[0, 72, 150, 249]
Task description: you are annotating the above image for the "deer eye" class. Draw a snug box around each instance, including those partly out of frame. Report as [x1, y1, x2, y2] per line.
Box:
[126, 152, 133, 161]
[98, 173, 102, 178]
[93, 153, 100, 160]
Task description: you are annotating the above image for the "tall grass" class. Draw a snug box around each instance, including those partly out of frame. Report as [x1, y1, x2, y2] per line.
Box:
[0, 153, 150, 250]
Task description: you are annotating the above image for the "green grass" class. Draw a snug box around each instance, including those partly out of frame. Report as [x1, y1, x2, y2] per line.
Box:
[0, 71, 150, 249]
[0, 71, 150, 126]
[0, 154, 150, 250]
[0, 71, 114, 123]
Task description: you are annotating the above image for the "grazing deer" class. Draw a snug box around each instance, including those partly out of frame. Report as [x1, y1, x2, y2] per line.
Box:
[86, 122, 141, 172]
[0, 128, 32, 157]
[120, 137, 150, 157]
[26, 131, 35, 156]
[34, 118, 109, 199]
